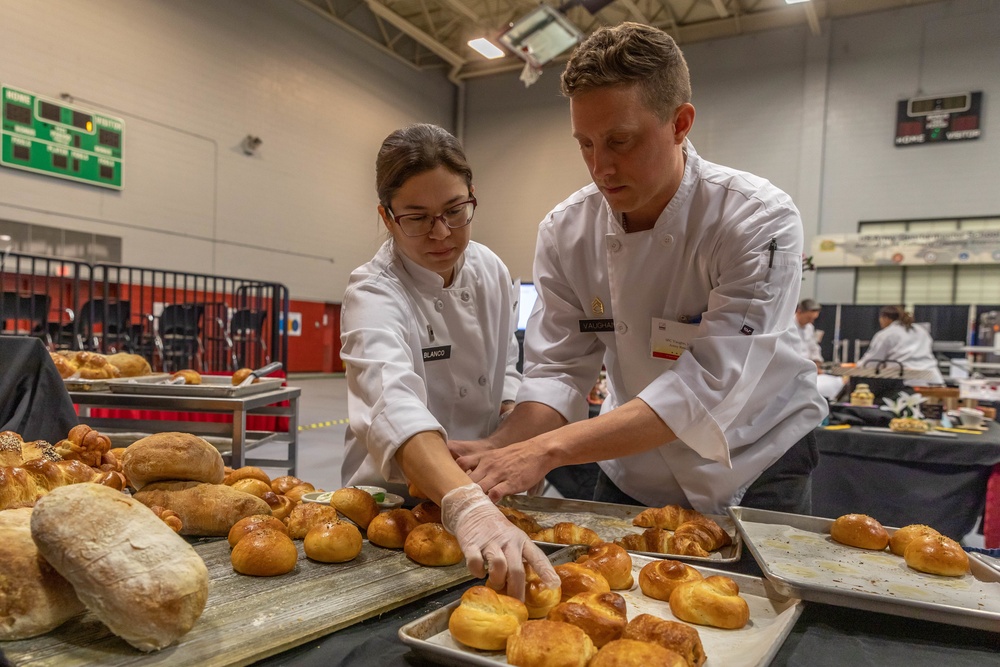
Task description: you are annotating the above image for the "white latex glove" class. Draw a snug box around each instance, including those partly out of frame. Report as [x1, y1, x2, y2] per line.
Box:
[442, 483, 560, 600]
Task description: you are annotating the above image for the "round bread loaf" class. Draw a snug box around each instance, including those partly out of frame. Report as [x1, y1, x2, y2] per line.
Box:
[622, 613, 706, 667]
[230, 478, 273, 499]
[576, 543, 634, 590]
[638, 559, 703, 602]
[448, 585, 528, 651]
[889, 524, 941, 557]
[590, 639, 688, 667]
[669, 575, 749, 630]
[226, 466, 271, 486]
[546, 592, 627, 648]
[830, 514, 889, 550]
[122, 432, 225, 489]
[404, 522, 463, 566]
[555, 562, 611, 602]
[506, 619, 597, 667]
[330, 487, 379, 529]
[304, 521, 363, 563]
[285, 502, 340, 539]
[231, 527, 298, 576]
[228, 514, 288, 548]
[412, 500, 443, 524]
[903, 533, 970, 577]
[367, 508, 420, 549]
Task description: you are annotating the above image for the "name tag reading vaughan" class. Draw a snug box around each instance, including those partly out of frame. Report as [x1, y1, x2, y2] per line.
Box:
[422, 345, 452, 362]
[650, 317, 697, 364]
[579, 319, 615, 333]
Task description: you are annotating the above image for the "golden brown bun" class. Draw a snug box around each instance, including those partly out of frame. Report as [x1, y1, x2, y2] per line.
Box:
[615, 528, 672, 554]
[576, 543, 634, 590]
[412, 500, 443, 524]
[304, 521, 363, 563]
[889, 524, 941, 557]
[903, 533, 970, 577]
[530, 522, 601, 546]
[49, 352, 77, 378]
[285, 502, 340, 539]
[638, 559, 704, 602]
[265, 493, 295, 521]
[105, 352, 151, 378]
[632, 505, 704, 530]
[72, 352, 121, 379]
[500, 505, 543, 534]
[330, 487, 379, 529]
[230, 527, 298, 576]
[55, 424, 111, 469]
[225, 466, 271, 486]
[271, 475, 305, 494]
[133, 480, 272, 536]
[171, 369, 202, 385]
[830, 514, 889, 550]
[404, 522, 463, 566]
[122, 432, 225, 489]
[149, 505, 184, 532]
[506, 619, 597, 667]
[590, 639, 688, 667]
[448, 585, 528, 651]
[230, 477, 273, 499]
[555, 562, 611, 602]
[228, 514, 288, 548]
[622, 614, 706, 667]
[231, 368, 259, 385]
[669, 575, 749, 629]
[669, 518, 732, 558]
[367, 508, 420, 549]
[494, 563, 562, 619]
[546, 592, 627, 648]
[284, 483, 317, 503]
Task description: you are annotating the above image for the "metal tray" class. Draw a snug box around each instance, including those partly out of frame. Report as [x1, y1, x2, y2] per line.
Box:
[728, 506, 1000, 632]
[499, 495, 741, 563]
[399, 545, 802, 667]
[62, 377, 112, 392]
[106, 374, 284, 398]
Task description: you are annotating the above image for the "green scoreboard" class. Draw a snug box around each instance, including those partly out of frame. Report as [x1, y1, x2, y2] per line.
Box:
[1, 85, 124, 190]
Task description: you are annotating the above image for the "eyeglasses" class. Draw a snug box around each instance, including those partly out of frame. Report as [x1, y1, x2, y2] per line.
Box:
[386, 196, 477, 237]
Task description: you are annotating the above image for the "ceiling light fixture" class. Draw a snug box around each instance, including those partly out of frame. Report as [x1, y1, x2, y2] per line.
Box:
[467, 38, 505, 59]
[785, 0, 811, 4]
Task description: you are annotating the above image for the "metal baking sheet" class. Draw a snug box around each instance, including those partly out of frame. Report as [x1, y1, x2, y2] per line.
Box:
[499, 495, 741, 563]
[728, 506, 1000, 632]
[62, 377, 112, 392]
[106, 374, 284, 398]
[399, 545, 802, 667]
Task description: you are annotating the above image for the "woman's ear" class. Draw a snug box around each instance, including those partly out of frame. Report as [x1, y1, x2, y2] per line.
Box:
[378, 205, 394, 234]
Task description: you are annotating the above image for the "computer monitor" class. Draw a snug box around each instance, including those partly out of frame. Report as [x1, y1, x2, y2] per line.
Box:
[517, 282, 539, 331]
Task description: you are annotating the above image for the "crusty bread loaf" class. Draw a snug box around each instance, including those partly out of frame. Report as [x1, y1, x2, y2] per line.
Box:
[830, 514, 889, 551]
[632, 505, 703, 530]
[555, 562, 611, 602]
[231, 527, 298, 576]
[133, 481, 271, 536]
[448, 585, 528, 650]
[590, 639, 688, 667]
[171, 369, 202, 385]
[122, 432, 225, 489]
[330, 487, 379, 529]
[228, 514, 288, 548]
[285, 502, 340, 539]
[889, 524, 941, 557]
[546, 592, 627, 648]
[404, 522, 463, 566]
[104, 353, 151, 378]
[669, 575, 749, 630]
[530, 522, 601, 546]
[903, 533, 970, 577]
[30, 484, 209, 651]
[0, 507, 85, 640]
[576, 543, 634, 590]
[304, 521, 363, 563]
[367, 508, 420, 549]
[506, 619, 597, 667]
[622, 613, 706, 667]
[638, 559, 703, 602]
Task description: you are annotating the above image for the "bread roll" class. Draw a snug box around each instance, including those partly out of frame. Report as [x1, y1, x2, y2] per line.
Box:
[285, 502, 340, 539]
[889, 524, 941, 557]
[530, 522, 601, 546]
[55, 424, 112, 468]
[232, 368, 259, 385]
[622, 613, 706, 667]
[615, 528, 672, 554]
[499, 505, 542, 534]
[133, 480, 271, 536]
[448, 585, 528, 651]
[669, 575, 749, 629]
[149, 505, 184, 532]
[268, 494, 295, 522]
[31, 484, 209, 651]
[638, 559, 703, 601]
[105, 352, 151, 378]
[412, 500, 443, 524]
[367, 508, 420, 549]
[555, 562, 611, 602]
[0, 458, 122, 510]
[330, 487, 379, 529]
[546, 592, 627, 648]
[0, 507, 85, 640]
[304, 521, 363, 563]
[225, 465, 271, 486]
[231, 527, 298, 576]
[576, 543, 634, 590]
[903, 533, 970, 577]
[228, 514, 288, 548]
[49, 352, 77, 378]
[72, 352, 120, 380]
[632, 504, 703, 530]
[229, 477, 273, 499]
[122, 432, 225, 489]
[522, 564, 563, 619]
[830, 514, 889, 550]
[285, 483, 316, 503]
[271, 475, 305, 494]
[171, 369, 202, 385]
[590, 639, 688, 667]
[506, 619, 597, 667]
[404, 522, 463, 566]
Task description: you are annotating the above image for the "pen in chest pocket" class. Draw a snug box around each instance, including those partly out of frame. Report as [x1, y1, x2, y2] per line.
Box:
[768, 237, 777, 268]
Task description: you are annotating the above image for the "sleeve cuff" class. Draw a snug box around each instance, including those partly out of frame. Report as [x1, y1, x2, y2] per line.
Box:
[638, 374, 731, 467]
[517, 377, 590, 423]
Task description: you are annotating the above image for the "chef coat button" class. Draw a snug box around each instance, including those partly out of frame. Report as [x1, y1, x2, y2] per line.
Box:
[609, 239, 621, 252]
[434, 299, 444, 312]
[461, 291, 471, 302]
[616, 322, 628, 334]
[478, 375, 488, 386]
[459, 387, 468, 398]
[662, 234, 674, 246]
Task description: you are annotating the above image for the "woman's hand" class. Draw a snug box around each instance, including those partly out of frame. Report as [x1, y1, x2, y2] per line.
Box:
[458, 440, 552, 502]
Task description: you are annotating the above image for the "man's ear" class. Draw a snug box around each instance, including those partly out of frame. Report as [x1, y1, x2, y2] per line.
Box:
[673, 103, 695, 143]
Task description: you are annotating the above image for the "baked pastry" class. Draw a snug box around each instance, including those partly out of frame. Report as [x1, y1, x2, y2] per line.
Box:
[232, 368, 260, 385]
[889, 417, 929, 433]
[230, 477, 273, 499]
[55, 424, 112, 469]
[576, 542, 634, 590]
[149, 505, 184, 532]
[285, 502, 340, 539]
[830, 514, 889, 550]
[669, 518, 732, 558]
[225, 465, 271, 486]
[133, 480, 272, 536]
[49, 352, 77, 378]
[284, 482, 317, 503]
[404, 522, 463, 566]
[412, 500, 443, 524]
[500, 504, 543, 534]
[72, 351, 121, 380]
[448, 585, 528, 651]
[230, 527, 298, 576]
[0, 458, 124, 511]
[903, 533, 970, 577]
[546, 591, 627, 648]
[669, 575, 749, 629]
[304, 520, 363, 563]
[228, 514, 288, 548]
[367, 508, 420, 549]
[266, 493, 296, 522]
[171, 369, 202, 385]
[615, 528, 672, 554]
[271, 475, 305, 494]
[330, 487, 379, 529]
[638, 559, 703, 601]
[522, 564, 563, 619]
[0, 431, 59, 465]
[122, 432, 225, 489]
[622, 614, 706, 667]
[889, 524, 941, 557]
[506, 619, 597, 667]
[105, 352, 152, 377]
[632, 504, 704, 530]
[590, 639, 688, 667]
[555, 562, 611, 601]
[530, 522, 601, 546]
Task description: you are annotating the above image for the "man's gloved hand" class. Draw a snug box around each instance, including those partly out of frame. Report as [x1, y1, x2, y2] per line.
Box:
[441, 483, 560, 600]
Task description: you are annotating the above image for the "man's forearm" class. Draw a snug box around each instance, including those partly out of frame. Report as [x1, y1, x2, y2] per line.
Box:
[487, 401, 568, 447]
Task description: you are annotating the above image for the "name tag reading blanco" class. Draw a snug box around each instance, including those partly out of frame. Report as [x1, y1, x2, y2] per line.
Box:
[422, 345, 452, 362]
[579, 319, 615, 333]
[650, 317, 697, 367]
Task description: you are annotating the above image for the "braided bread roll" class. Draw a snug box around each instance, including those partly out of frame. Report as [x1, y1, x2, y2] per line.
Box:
[546, 591, 628, 648]
[506, 619, 597, 667]
[0, 459, 123, 510]
[494, 563, 563, 619]
[71, 352, 120, 380]
[622, 613, 706, 667]
[55, 424, 112, 468]
[615, 528, 672, 554]
[555, 562, 611, 602]
[449, 585, 528, 650]
[638, 559, 703, 601]
[591, 639, 689, 667]
[632, 504, 704, 530]
[669, 575, 749, 629]
[576, 542, 634, 590]
[530, 522, 601, 546]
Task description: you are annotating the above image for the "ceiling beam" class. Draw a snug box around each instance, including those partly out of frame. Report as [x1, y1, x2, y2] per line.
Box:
[709, 0, 728, 19]
[804, 1, 821, 36]
[364, 0, 466, 66]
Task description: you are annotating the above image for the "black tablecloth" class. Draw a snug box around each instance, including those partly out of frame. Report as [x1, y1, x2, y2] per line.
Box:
[0, 336, 78, 442]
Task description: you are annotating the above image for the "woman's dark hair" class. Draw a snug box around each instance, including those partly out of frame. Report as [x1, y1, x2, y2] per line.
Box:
[880, 305, 914, 330]
[375, 124, 472, 209]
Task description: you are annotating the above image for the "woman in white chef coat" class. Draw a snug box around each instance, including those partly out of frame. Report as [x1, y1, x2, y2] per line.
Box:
[339, 124, 557, 598]
[856, 305, 944, 386]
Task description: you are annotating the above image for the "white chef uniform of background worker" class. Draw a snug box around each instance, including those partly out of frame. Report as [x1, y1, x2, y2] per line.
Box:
[451, 23, 828, 516]
[794, 299, 845, 400]
[340, 124, 558, 598]
[855, 305, 944, 386]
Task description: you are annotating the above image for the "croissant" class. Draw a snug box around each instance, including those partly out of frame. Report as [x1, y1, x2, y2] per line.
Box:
[0, 459, 123, 510]
[669, 519, 732, 557]
[530, 522, 602, 546]
[499, 505, 542, 534]
[55, 424, 112, 469]
[616, 528, 673, 554]
[632, 505, 704, 530]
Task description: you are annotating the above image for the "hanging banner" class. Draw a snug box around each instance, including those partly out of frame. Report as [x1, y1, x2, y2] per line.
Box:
[812, 229, 1000, 267]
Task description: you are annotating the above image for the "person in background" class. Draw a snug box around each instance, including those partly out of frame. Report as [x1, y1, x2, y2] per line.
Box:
[450, 23, 827, 516]
[793, 299, 824, 368]
[338, 124, 557, 599]
[855, 305, 944, 386]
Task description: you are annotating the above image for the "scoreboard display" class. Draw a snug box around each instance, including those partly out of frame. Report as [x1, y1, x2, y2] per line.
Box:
[1, 85, 124, 189]
[895, 91, 982, 147]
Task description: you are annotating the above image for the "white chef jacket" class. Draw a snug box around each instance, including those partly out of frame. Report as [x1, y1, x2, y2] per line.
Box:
[793, 322, 823, 363]
[856, 321, 944, 385]
[341, 240, 521, 493]
[518, 140, 828, 513]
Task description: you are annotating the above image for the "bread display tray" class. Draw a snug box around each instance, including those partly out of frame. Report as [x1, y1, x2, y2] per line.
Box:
[64, 374, 170, 392]
[728, 506, 1000, 632]
[3, 537, 473, 666]
[399, 545, 802, 667]
[106, 375, 284, 398]
[499, 495, 742, 563]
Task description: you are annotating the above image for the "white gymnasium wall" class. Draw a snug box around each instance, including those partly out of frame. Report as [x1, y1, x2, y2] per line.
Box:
[0, 0, 455, 300]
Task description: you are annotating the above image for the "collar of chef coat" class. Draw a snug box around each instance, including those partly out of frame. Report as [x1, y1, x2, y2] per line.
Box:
[394, 242, 468, 291]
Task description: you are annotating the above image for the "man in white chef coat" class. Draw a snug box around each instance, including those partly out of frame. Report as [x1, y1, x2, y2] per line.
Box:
[451, 22, 828, 515]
